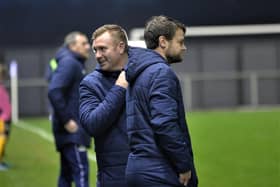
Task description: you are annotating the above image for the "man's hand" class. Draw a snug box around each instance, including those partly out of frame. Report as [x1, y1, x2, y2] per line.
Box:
[65, 119, 78, 133]
[115, 71, 128, 88]
[179, 170, 191, 186]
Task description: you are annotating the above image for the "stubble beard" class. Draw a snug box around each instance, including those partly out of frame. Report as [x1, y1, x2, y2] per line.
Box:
[166, 54, 183, 64]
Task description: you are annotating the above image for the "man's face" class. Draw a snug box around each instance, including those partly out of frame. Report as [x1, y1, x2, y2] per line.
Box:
[165, 28, 186, 64]
[92, 31, 124, 71]
[70, 35, 90, 59]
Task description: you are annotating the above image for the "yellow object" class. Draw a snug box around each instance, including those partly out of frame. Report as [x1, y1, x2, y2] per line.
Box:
[0, 119, 4, 134]
[49, 58, 58, 72]
[0, 119, 7, 159]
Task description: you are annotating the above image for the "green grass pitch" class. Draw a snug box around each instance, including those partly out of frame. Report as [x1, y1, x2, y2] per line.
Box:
[0, 109, 279, 187]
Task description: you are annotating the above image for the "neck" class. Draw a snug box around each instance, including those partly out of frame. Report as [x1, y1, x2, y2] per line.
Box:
[154, 48, 167, 62]
[116, 53, 128, 70]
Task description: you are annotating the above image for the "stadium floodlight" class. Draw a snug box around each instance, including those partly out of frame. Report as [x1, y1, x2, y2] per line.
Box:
[9, 60, 18, 124]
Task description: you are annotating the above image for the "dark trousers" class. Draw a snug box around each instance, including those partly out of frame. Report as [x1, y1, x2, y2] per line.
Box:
[58, 144, 89, 187]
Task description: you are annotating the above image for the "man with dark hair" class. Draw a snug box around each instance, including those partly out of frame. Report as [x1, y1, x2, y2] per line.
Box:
[79, 24, 129, 187]
[48, 31, 91, 187]
[125, 15, 198, 187]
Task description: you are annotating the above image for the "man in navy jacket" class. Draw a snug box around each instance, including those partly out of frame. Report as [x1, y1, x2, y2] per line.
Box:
[125, 16, 198, 187]
[79, 25, 129, 187]
[48, 31, 91, 187]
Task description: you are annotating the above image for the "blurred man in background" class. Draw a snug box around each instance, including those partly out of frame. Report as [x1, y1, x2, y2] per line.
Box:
[0, 63, 11, 171]
[79, 25, 130, 187]
[48, 31, 91, 187]
[125, 15, 198, 187]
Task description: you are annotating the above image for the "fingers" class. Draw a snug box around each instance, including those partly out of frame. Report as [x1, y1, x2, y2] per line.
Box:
[65, 120, 78, 133]
[179, 171, 191, 186]
[180, 177, 189, 187]
[115, 71, 128, 88]
[183, 179, 189, 186]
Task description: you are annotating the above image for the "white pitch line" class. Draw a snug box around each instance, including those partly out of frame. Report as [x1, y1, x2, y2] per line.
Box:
[15, 121, 54, 142]
[14, 120, 96, 162]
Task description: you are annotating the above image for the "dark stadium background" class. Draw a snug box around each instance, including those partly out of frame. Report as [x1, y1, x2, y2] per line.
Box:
[0, 0, 280, 45]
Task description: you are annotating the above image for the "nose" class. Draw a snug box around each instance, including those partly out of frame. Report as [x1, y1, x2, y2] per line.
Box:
[95, 50, 102, 59]
[182, 44, 187, 52]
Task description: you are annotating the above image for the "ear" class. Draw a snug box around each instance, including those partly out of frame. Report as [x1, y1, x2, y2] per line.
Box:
[158, 36, 168, 49]
[68, 43, 76, 51]
[118, 41, 126, 54]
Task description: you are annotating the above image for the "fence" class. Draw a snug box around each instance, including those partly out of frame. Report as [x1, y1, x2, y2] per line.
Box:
[4, 69, 279, 120]
[178, 70, 280, 110]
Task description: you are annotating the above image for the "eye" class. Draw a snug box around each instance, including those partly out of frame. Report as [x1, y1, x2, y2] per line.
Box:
[100, 47, 107, 52]
[93, 46, 108, 54]
[179, 40, 184, 46]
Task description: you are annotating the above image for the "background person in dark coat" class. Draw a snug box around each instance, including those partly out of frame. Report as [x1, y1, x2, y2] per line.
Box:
[48, 31, 91, 187]
[79, 25, 129, 187]
[125, 16, 198, 187]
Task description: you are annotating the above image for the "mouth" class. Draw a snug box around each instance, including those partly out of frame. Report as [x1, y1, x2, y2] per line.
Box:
[98, 59, 107, 67]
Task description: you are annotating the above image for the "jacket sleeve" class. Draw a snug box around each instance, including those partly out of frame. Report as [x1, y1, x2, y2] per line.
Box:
[79, 79, 126, 137]
[48, 59, 76, 125]
[149, 68, 192, 173]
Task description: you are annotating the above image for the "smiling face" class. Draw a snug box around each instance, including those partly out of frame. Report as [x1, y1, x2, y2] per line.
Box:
[92, 31, 125, 71]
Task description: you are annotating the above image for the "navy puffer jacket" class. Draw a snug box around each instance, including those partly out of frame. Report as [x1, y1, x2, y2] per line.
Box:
[48, 47, 91, 150]
[79, 68, 129, 187]
[125, 47, 198, 187]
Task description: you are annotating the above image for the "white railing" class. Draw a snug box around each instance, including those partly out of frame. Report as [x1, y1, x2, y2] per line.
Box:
[129, 23, 280, 40]
[178, 70, 280, 110]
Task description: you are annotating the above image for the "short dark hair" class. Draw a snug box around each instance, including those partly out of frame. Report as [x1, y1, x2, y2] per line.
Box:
[92, 24, 129, 52]
[144, 15, 186, 49]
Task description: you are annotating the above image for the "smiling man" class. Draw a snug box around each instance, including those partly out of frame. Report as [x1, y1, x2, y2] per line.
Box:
[79, 25, 129, 187]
